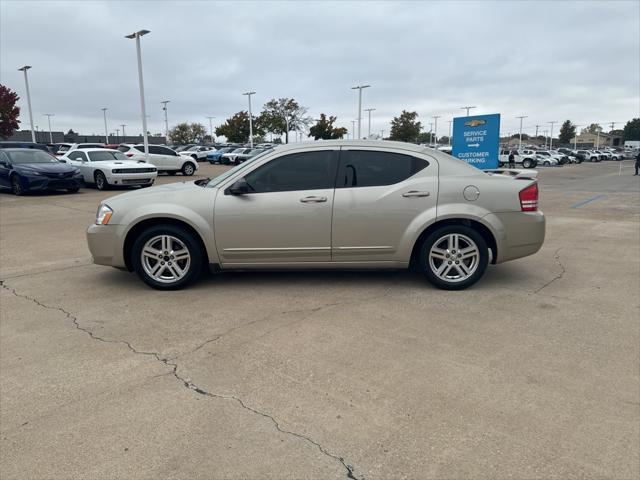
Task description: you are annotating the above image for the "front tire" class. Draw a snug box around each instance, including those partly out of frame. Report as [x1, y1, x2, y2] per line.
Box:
[522, 159, 533, 169]
[181, 162, 195, 176]
[95, 171, 108, 190]
[11, 175, 24, 195]
[131, 224, 204, 290]
[418, 226, 489, 290]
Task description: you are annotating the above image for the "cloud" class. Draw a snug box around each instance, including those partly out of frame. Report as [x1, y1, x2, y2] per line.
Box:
[1, 0, 638, 138]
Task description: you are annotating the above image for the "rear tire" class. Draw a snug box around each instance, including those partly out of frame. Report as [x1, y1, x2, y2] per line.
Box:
[522, 159, 533, 169]
[418, 225, 489, 290]
[131, 224, 204, 290]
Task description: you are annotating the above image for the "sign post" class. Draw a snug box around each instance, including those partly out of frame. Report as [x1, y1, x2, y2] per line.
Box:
[451, 113, 501, 169]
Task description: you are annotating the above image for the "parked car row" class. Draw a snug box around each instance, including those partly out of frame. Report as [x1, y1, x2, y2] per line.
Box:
[498, 146, 628, 168]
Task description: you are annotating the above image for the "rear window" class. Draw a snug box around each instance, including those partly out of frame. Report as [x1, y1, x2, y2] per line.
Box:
[88, 151, 128, 161]
[117, 145, 130, 153]
[338, 150, 429, 188]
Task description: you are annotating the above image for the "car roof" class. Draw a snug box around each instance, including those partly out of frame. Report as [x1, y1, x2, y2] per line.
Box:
[1, 148, 50, 152]
[67, 148, 123, 153]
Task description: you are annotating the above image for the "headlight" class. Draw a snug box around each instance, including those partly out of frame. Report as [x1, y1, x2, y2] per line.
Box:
[95, 204, 113, 225]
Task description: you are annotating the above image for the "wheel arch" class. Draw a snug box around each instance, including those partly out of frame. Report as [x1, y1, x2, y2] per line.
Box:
[410, 218, 498, 269]
[123, 217, 209, 272]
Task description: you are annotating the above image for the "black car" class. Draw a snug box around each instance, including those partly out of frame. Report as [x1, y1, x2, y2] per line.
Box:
[0, 148, 84, 195]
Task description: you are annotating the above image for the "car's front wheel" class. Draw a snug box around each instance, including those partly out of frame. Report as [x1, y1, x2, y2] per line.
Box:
[181, 162, 195, 176]
[95, 171, 108, 190]
[418, 226, 489, 290]
[131, 224, 204, 290]
[11, 175, 24, 195]
[522, 159, 533, 168]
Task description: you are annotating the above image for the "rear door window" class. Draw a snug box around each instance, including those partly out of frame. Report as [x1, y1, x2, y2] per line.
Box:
[337, 150, 428, 188]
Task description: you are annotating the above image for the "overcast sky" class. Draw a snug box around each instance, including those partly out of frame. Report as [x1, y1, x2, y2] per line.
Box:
[1, 0, 639, 140]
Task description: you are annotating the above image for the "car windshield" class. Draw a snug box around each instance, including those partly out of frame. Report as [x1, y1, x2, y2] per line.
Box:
[174, 146, 188, 152]
[206, 149, 273, 188]
[88, 151, 129, 161]
[6, 150, 58, 164]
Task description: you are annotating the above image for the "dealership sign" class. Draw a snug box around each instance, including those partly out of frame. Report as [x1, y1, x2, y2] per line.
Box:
[451, 113, 501, 169]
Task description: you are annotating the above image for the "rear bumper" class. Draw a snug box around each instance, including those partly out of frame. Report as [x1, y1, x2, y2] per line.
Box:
[86, 224, 127, 268]
[485, 211, 545, 264]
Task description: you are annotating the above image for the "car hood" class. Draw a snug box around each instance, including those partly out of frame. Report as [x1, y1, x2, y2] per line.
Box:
[103, 181, 208, 207]
[13, 163, 78, 174]
[89, 160, 157, 169]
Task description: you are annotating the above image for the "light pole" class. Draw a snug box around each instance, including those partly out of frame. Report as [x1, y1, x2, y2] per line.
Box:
[161, 100, 170, 141]
[242, 91, 256, 148]
[350, 120, 356, 139]
[101, 108, 109, 143]
[284, 115, 289, 144]
[351, 84, 370, 139]
[460, 105, 476, 117]
[573, 125, 582, 150]
[125, 29, 151, 160]
[516, 115, 527, 151]
[596, 130, 601, 149]
[121, 124, 127, 142]
[428, 122, 433, 145]
[380, 129, 385, 139]
[43, 113, 54, 143]
[548, 121, 557, 149]
[206, 116, 215, 144]
[432, 115, 441, 146]
[447, 120, 453, 146]
[535, 124, 540, 138]
[364, 108, 376, 138]
[18, 66, 35, 142]
[116, 128, 120, 143]
[543, 130, 548, 149]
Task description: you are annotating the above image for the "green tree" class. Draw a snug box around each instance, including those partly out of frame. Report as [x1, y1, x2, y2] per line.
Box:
[583, 123, 602, 134]
[416, 132, 431, 144]
[168, 122, 207, 144]
[308, 114, 347, 140]
[389, 110, 421, 142]
[558, 120, 576, 144]
[215, 111, 264, 143]
[0, 84, 20, 139]
[622, 118, 640, 141]
[259, 98, 311, 144]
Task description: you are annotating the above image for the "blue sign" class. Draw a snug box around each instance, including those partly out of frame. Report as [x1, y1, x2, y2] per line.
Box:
[452, 113, 501, 169]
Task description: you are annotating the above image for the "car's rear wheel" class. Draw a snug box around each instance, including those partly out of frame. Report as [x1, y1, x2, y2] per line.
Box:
[181, 162, 195, 176]
[95, 171, 108, 190]
[11, 175, 24, 196]
[418, 225, 489, 290]
[522, 159, 533, 169]
[131, 224, 204, 290]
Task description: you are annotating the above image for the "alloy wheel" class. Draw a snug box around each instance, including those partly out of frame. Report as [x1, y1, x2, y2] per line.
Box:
[140, 235, 191, 284]
[428, 233, 480, 283]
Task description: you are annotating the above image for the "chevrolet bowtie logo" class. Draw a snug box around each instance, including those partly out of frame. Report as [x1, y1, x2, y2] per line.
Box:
[464, 119, 486, 127]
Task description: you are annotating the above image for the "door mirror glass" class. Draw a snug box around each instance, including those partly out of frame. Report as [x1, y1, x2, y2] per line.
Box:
[58, 159, 67, 163]
[227, 178, 251, 195]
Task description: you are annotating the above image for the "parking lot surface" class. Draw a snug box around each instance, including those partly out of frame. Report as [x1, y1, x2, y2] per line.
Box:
[1, 161, 639, 479]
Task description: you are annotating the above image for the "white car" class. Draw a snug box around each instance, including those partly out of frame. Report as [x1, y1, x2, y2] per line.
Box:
[221, 147, 252, 165]
[179, 146, 216, 161]
[117, 144, 198, 176]
[60, 148, 157, 190]
[499, 149, 538, 168]
[56, 142, 105, 156]
[535, 152, 560, 167]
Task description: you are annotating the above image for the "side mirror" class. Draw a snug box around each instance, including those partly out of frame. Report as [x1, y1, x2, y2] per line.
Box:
[58, 159, 67, 163]
[227, 178, 250, 195]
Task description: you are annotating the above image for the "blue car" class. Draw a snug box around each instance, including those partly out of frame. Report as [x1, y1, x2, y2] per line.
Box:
[207, 146, 235, 164]
[0, 148, 84, 195]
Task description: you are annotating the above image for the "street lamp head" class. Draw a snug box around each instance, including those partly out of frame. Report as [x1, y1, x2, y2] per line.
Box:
[101, 107, 108, 111]
[351, 85, 371, 90]
[242, 91, 256, 96]
[18, 65, 32, 71]
[125, 29, 150, 39]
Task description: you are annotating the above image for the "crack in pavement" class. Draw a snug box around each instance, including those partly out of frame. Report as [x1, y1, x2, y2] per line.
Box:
[0, 280, 363, 480]
[533, 247, 566, 294]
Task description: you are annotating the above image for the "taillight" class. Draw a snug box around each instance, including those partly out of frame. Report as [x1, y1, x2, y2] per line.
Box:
[519, 183, 538, 212]
[126, 153, 134, 157]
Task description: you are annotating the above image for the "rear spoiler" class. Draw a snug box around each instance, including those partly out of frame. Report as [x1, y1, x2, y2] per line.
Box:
[485, 168, 538, 180]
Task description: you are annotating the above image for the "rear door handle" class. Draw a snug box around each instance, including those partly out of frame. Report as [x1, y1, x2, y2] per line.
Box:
[402, 191, 430, 198]
[300, 196, 327, 203]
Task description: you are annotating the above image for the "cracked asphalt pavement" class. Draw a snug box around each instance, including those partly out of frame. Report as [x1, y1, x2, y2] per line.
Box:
[1, 162, 639, 479]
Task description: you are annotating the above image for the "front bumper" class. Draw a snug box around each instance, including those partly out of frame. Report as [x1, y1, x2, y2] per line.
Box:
[22, 174, 83, 191]
[86, 224, 127, 268]
[106, 172, 157, 186]
[485, 211, 545, 264]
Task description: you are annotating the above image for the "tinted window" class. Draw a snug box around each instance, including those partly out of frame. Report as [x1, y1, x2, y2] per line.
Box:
[338, 150, 428, 188]
[156, 146, 176, 155]
[78, 144, 104, 149]
[134, 145, 145, 153]
[243, 150, 338, 193]
[117, 145, 130, 153]
[88, 151, 128, 161]
[67, 151, 88, 161]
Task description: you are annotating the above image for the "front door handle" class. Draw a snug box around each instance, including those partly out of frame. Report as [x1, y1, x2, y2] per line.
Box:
[402, 191, 430, 198]
[300, 196, 327, 203]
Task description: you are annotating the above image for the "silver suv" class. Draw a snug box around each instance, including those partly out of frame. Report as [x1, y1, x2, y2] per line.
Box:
[87, 141, 545, 290]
